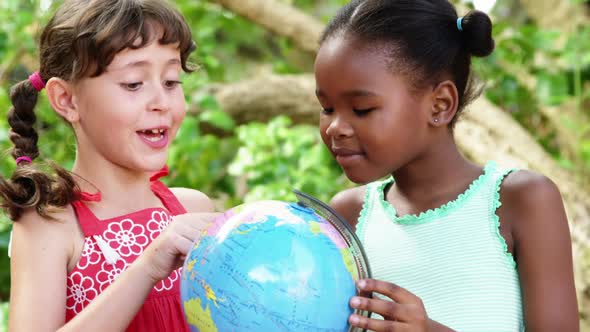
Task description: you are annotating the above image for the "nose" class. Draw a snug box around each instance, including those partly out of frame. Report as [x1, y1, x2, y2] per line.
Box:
[147, 84, 171, 112]
[324, 114, 353, 138]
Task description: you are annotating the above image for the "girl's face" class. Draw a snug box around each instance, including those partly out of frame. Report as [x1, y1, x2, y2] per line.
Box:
[71, 39, 186, 173]
[315, 36, 433, 184]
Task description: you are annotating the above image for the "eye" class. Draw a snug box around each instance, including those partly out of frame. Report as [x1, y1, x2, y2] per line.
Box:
[164, 80, 182, 89]
[321, 108, 334, 115]
[121, 82, 142, 91]
[353, 108, 374, 116]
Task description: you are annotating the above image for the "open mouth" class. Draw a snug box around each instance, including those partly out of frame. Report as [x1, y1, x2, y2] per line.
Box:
[138, 128, 166, 142]
[137, 128, 169, 148]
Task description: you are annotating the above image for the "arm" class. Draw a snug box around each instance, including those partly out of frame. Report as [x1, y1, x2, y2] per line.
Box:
[61, 211, 217, 332]
[8, 210, 73, 331]
[9, 208, 217, 332]
[498, 171, 579, 331]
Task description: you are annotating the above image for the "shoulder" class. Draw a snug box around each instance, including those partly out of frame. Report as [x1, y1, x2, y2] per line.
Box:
[11, 206, 78, 266]
[329, 186, 367, 229]
[499, 169, 564, 213]
[498, 169, 567, 239]
[13, 206, 78, 241]
[170, 187, 215, 213]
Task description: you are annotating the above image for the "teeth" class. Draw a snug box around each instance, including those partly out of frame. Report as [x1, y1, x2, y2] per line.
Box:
[146, 129, 165, 134]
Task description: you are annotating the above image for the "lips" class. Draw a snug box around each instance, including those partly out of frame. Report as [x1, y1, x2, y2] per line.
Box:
[331, 147, 363, 157]
[137, 127, 169, 149]
[331, 146, 365, 167]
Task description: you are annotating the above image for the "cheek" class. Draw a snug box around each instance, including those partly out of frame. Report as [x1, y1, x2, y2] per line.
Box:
[172, 95, 187, 120]
[318, 117, 331, 144]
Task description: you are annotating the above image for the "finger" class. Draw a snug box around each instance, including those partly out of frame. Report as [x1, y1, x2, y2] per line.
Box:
[349, 313, 409, 332]
[172, 213, 221, 234]
[350, 296, 412, 322]
[357, 279, 419, 304]
[174, 233, 195, 256]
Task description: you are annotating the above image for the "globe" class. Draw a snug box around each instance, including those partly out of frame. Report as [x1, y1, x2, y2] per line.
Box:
[180, 198, 371, 332]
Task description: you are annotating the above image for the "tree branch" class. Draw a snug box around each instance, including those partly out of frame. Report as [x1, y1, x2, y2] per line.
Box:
[518, 0, 590, 33]
[210, 0, 323, 53]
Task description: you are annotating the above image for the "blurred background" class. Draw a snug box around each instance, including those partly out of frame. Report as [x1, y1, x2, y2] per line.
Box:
[0, 0, 589, 330]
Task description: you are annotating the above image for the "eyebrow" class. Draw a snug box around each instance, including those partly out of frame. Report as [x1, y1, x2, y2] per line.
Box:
[316, 89, 378, 98]
[119, 58, 181, 69]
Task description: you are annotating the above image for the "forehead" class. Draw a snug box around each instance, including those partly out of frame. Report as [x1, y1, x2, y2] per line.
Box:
[107, 41, 181, 71]
[316, 35, 388, 75]
[314, 35, 406, 95]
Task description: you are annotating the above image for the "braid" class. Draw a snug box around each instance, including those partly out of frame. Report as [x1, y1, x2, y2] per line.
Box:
[0, 79, 78, 221]
[8, 81, 40, 160]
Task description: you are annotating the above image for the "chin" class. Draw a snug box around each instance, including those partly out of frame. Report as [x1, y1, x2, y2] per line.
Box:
[342, 166, 387, 185]
[140, 156, 169, 172]
[342, 170, 373, 185]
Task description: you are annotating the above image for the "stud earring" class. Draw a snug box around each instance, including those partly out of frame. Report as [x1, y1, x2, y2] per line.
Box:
[434, 119, 439, 123]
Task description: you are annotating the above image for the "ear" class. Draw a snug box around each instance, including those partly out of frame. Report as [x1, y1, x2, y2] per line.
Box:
[45, 77, 80, 123]
[428, 80, 459, 127]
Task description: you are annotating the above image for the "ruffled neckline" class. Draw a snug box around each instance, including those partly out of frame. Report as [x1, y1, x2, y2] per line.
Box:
[377, 161, 496, 224]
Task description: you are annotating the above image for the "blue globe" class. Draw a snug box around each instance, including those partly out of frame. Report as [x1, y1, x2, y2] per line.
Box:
[180, 200, 369, 332]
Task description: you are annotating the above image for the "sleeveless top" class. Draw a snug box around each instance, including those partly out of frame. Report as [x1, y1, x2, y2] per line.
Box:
[65, 167, 190, 331]
[356, 161, 524, 331]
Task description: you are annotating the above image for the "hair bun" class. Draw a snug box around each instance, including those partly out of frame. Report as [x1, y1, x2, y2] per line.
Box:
[461, 10, 495, 57]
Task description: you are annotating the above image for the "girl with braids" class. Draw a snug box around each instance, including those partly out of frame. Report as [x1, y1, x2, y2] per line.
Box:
[2, 0, 218, 331]
[315, 0, 579, 331]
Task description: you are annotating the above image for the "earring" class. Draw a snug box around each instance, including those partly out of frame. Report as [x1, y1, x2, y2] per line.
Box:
[434, 119, 439, 123]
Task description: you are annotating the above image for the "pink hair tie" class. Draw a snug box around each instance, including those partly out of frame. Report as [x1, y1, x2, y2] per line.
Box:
[15, 156, 33, 165]
[28, 72, 45, 92]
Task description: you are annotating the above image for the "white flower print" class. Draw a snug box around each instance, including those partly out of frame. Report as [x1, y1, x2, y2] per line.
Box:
[76, 237, 102, 270]
[96, 259, 128, 292]
[146, 210, 172, 240]
[66, 272, 98, 314]
[102, 218, 148, 257]
[155, 268, 180, 292]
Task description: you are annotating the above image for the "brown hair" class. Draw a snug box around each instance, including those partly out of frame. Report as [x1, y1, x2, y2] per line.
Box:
[0, 0, 196, 221]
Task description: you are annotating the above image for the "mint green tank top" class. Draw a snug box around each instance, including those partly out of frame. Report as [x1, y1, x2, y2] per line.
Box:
[356, 161, 524, 331]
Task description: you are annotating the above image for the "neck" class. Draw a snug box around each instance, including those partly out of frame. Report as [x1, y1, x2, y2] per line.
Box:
[71, 154, 159, 213]
[392, 134, 480, 201]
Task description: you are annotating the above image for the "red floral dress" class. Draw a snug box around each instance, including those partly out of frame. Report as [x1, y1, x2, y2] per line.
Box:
[65, 168, 190, 331]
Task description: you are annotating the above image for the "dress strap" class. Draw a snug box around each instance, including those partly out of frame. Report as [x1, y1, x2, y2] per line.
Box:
[71, 200, 103, 236]
[149, 165, 187, 215]
[150, 181, 187, 216]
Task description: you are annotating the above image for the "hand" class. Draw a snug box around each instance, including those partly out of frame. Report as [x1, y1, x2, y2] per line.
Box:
[139, 212, 220, 283]
[349, 279, 428, 332]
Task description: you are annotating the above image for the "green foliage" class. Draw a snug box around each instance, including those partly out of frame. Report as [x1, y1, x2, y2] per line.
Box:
[0, 301, 7, 332]
[228, 116, 350, 204]
[473, 18, 590, 168]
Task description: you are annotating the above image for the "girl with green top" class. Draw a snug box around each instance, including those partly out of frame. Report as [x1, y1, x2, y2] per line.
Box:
[314, 0, 578, 331]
